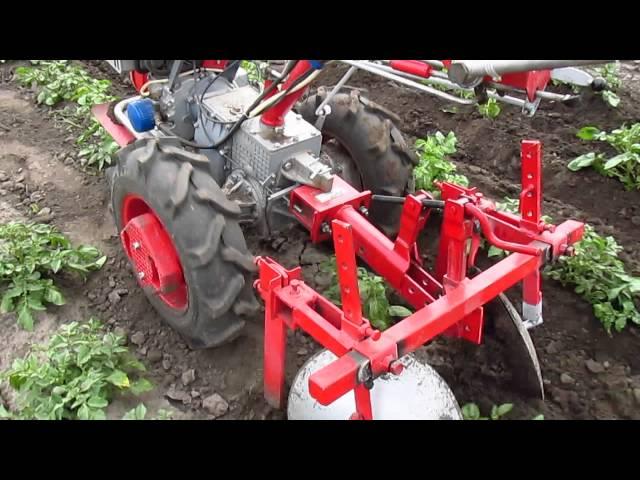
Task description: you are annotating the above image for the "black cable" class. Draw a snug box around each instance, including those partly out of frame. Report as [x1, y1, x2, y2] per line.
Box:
[371, 194, 445, 210]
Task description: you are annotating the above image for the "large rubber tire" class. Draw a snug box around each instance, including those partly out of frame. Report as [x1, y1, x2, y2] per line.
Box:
[110, 138, 260, 349]
[297, 89, 418, 235]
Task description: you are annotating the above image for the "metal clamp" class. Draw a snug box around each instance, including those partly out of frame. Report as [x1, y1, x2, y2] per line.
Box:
[281, 151, 334, 192]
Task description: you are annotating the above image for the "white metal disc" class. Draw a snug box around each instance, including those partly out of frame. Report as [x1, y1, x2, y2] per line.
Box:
[287, 350, 462, 420]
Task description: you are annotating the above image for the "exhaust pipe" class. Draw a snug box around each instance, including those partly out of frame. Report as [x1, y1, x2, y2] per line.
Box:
[448, 60, 612, 87]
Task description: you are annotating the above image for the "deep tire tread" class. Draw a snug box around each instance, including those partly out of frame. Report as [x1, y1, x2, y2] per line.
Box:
[298, 91, 417, 234]
[112, 138, 258, 349]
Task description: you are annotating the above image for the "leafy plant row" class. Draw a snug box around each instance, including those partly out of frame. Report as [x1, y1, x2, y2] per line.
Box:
[489, 198, 640, 333]
[15, 60, 119, 170]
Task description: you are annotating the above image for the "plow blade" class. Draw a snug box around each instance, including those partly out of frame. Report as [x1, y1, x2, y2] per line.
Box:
[490, 293, 544, 399]
[287, 350, 463, 420]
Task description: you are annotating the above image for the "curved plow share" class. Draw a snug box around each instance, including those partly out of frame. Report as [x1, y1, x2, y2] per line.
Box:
[255, 140, 584, 420]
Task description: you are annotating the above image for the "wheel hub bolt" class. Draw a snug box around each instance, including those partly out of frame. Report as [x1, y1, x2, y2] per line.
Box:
[132, 241, 141, 250]
[138, 271, 145, 280]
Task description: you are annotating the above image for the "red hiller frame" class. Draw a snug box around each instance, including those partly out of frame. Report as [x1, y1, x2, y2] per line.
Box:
[254, 140, 584, 420]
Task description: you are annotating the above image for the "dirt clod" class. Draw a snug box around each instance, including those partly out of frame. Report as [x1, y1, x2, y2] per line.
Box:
[130, 331, 145, 346]
[203, 393, 229, 418]
[113, 327, 127, 339]
[162, 354, 173, 371]
[560, 373, 576, 385]
[108, 288, 129, 304]
[181, 369, 196, 386]
[585, 359, 605, 374]
[147, 349, 163, 363]
[301, 245, 328, 265]
[165, 385, 191, 404]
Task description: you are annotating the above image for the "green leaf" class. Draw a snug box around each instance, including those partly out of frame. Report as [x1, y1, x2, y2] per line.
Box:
[487, 246, 506, 258]
[123, 403, 147, 420]
[106, 370, 130, 388]
[44, 286, 65, 306]
[603, 153, 631, 170]
[388, 305, 413, 318]
[76, 345, 92, 366]
[86, 396, 109, 409]
[130, 378, 154, 396]
[532, 414, 544, 420]
[17, 304, 34, 331]
[495, 403, 513, 418]
[567, 153, 597, 171]
[576, 126, 601, 141]
[1, 288, 21, 313]
[92, 255, 107, 270]
[0, 404, 13, 419]
[50, 258, 62, 273]
[77, 403, 90, 420]
[462, 403, 481, 420]
[602, 90, 620, 108]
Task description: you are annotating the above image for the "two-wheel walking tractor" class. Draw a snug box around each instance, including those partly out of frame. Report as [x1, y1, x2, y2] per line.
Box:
[94, 59, 608, 419]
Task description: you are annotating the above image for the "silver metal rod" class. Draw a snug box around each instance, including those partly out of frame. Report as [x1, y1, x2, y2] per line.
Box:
[421, 60, 445, 70]
[487, 82, 575, 102]
[340, 60, 475, 105]
[315, 65, 358, 116]
[351, 62, 546, 110]
[448, 60, 611, 86]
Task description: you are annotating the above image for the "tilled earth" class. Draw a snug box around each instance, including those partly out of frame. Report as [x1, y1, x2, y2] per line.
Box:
[1, 60, 639, 420]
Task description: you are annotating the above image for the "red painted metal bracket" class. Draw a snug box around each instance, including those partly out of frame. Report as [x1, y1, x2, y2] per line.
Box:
[91, 103, 135, 148]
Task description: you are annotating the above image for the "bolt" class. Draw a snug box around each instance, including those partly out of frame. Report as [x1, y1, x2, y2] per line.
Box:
[132, 241, 141, 250]
[365, 327, 381, 341]
[388, 360, 404, 376]
[359, 206, 369, 216]
[283, 161, 293, 171]
[290, 279, 301, 295]
[137, 272, 145, 280]
[321, 223, 332, 234]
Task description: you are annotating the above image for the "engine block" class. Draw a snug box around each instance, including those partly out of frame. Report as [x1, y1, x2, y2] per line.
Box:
[231, 114, 322, 183]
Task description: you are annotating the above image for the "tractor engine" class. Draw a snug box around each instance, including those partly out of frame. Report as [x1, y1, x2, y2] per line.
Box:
[124, 63, 328, 235]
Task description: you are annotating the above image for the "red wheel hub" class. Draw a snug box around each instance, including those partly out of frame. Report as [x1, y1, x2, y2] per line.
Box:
[120, 195, 188, 311]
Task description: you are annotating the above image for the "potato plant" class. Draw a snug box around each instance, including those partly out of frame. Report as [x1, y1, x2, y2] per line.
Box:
[0, 222, 106, 330]
[0, 319, 153, 420]
[320, 257, 412, 331]
[569, 124, 640, 191]
[413, 131, 469, 194]
[14, 60, 119, 171]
